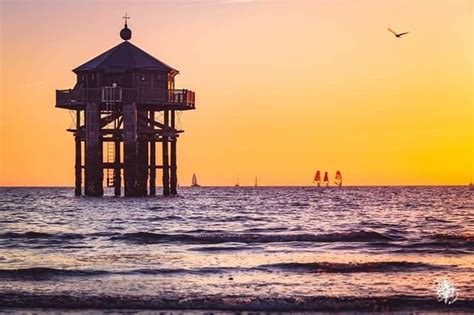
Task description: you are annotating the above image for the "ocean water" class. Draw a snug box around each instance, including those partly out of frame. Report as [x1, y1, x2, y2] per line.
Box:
[0, 186, 473, 312]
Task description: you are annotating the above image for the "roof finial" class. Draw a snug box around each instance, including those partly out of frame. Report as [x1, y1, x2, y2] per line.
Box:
[120, 13, 132, 41]
[123, 12, 130, 27]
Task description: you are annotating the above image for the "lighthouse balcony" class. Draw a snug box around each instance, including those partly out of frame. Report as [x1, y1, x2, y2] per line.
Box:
[56, 87, 195, 111]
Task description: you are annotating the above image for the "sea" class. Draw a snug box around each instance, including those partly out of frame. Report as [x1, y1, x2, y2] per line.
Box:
[0, 186, 472, 313]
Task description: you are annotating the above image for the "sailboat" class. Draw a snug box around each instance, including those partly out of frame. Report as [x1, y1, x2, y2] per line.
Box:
[255, 176, 258, 187]
[323, 171, 329, 187]
[313, 170, 321, 186]
[334, 170, 342, 187]
[191, 173, 200, 187]
[235, 174, 240, 187]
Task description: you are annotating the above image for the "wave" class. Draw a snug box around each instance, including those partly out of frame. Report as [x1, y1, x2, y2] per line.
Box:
[189, 245, 263, 252]
[0, 267, 106, 279]
[148, 215, 185, 221]
[244, 227, 288, 232]
[366, 243, 472, 255]
[3, 231, 469, 254]
[0, 293, 472, 311]
[128, 267, 240, 275]
[0, 260, 449, 280]
[261, 261, 448, 273]
[111, 230, 395, 244]
[369, 233, 474, 254]
[0, 232, 84, 240]
[431, 233, 473, 244]
[0, 266, 241, 280]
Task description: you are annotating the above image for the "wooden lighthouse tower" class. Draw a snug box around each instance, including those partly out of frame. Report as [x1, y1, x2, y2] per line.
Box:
[55, 17, 195, 197]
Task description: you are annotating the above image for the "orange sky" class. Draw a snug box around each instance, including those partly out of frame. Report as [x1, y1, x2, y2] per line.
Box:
[0, 0, 472, 186]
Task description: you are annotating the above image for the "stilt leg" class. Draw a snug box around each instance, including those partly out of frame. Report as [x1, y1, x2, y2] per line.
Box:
[74, 110, 82, 196]
[114, 137, 121, 196]
[85, 103, 103, 197]
[149, 111, 156, 196]
[137, 132, 149, 196]
[123, 103, 139, 197]
[170, 110, 177, 195]
[162, 110, 170, 196]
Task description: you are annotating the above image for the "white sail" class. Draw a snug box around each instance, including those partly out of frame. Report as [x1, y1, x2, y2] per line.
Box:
[191, 173, 200, 187]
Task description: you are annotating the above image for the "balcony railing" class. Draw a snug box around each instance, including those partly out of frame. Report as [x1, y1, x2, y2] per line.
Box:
[56, 87, 195, 109]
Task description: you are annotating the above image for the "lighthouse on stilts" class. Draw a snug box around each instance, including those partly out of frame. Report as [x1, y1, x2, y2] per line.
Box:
[55, 15, 196, 197]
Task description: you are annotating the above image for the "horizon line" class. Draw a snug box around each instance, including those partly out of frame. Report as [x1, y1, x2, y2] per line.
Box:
[0, 184, 471, 188]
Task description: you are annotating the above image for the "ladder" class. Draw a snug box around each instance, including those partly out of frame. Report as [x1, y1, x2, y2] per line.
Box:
[106, 141, 114, 187]
[103, 90, 116, 188]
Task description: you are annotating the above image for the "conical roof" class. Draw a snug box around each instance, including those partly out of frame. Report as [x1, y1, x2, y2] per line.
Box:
[73, 41, 178, 74]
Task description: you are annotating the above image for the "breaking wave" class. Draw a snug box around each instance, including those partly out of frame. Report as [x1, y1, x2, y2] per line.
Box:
[0, 293, 472, 311]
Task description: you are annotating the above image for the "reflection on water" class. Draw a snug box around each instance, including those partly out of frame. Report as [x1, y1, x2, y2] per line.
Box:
[0, 186, 472, 310]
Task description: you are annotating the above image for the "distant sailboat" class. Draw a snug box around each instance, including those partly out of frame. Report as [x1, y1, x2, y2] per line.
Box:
[235, 174, 240, 187]
[335, 170, 342, 187]
[323, 171, 329, 187]
[255, 176, 258, 187]
[313, 170, 321, 187]
[191, 173, 200, 187]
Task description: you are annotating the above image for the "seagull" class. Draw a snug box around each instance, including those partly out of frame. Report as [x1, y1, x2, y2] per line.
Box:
[388, 28, 409, 38]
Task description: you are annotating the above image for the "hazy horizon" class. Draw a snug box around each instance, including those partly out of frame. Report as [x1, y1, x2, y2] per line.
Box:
[0, 184, 471, 188]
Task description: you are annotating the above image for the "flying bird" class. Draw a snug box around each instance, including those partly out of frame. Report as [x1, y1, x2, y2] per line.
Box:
[388, 28, 409, 38]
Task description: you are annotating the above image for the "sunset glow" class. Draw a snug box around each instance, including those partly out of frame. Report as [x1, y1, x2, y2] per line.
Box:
[0, 0, 472, 186]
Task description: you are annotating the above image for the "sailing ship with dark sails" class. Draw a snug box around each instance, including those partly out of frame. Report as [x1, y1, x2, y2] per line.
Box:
[323, 171, 329, 187]
[335, 170, 342, 187]
[313, 170, 321, 186]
